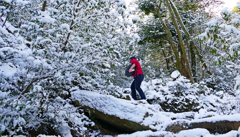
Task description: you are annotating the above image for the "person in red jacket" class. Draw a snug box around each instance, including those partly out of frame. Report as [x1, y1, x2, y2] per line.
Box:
[129, 56, 146, 100]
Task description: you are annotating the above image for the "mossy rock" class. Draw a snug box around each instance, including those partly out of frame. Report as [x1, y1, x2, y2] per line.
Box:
[82, 106, 150, 135]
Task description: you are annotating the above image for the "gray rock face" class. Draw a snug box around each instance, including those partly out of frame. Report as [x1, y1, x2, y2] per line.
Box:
[167, 119, 240, 134]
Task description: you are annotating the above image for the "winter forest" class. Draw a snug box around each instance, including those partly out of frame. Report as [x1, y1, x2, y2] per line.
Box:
[1, 0, 240, 136]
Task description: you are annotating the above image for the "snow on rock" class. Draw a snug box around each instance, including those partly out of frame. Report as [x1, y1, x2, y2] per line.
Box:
[117, 127, 240, 137]
[71, 86, 240, 135]
[71, 87, 172, 131]
[176, 128, 210, 137]
[171, 70, 180, 79]
[166, 114, 240, 134]
[192, 113, 240, 123]
[37, 135, 61, 137]
[117, 130, 174, 137]
[70, 83, 240, 136]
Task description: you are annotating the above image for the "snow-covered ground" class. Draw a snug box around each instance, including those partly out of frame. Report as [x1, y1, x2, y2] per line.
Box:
[9, 128, 240, 137]
[116, 128, 240, 137]
[71, 84, 240, 137]
[4, 76, 240, 137]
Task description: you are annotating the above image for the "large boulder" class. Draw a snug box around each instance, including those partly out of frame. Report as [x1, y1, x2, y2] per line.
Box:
[191, 120, 240, 134]
[167, 114, 240, 134]
[70, 88, 240, 135]
[81, 106, 150, 134]
[70, 89, 171, 134]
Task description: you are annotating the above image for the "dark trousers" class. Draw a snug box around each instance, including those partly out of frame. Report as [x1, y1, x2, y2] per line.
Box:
[131, 74, 146, 100]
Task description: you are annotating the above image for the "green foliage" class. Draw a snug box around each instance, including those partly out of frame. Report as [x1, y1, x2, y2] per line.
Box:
[213, 34, 218, 41]
[139, 1, 155, 15]
[0, 0, 133, 136]
[218, 60, 222, 65]
[11, 91, 18, 96]
[0, 131, 6, 136]
[210, 49, 217, 54]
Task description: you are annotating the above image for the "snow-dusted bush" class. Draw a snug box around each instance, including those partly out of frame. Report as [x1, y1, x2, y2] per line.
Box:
[143, 77, 201, 112]
[142, 73, 235, 114]
[197, 6, 240, 92]
[0, 0, 133, 136]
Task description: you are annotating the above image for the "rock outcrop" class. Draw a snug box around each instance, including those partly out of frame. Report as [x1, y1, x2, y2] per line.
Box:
[167, 115, 240, 134]
[71, 89, 240, 135]
[71, 90, 156, 135]
[82, 106, 150, 134]
[191, 120, 240, 134]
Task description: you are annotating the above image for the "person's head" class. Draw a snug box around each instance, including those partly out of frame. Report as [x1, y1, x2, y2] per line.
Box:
[130, 56, 136, 62]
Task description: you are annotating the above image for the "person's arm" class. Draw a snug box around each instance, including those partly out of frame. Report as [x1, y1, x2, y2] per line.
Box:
[129, 64, 136, 72]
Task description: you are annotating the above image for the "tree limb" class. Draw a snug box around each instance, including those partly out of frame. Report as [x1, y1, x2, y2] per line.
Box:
[156, 2, 181, 72]
[169, 0, 212, 75]
[165, 0, 194, 83]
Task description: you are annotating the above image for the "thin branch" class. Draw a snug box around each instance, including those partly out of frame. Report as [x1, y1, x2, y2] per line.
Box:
[62, 0, 82, 51]
[18, 74, 54, 99]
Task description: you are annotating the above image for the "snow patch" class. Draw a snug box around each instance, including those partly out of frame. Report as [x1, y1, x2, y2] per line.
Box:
[171, 70, 180, 79]
[37, 11, 55, 24]
[0, 63, 17, 77]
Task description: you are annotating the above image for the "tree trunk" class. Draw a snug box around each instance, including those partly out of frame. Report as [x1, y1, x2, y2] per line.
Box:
[179, 44, 188, 78]
[156, 2, 181, 72]
[41, 1, 47, 11]
[165, 0, 194, 83]
[169, 0, 211, 76]
[190, 41, 196, 81]
[161, 44, 170, 70]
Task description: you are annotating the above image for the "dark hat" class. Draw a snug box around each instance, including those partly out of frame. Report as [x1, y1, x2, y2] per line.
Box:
[130, 56, 136, 60]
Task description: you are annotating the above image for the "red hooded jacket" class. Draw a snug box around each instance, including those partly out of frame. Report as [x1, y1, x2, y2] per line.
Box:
[131, 59, 143, 78]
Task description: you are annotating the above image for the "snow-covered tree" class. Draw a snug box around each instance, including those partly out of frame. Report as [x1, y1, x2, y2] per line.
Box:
[0, 0, 134, 136]
[197, 6, 240, 92]
[130, 0, 223, 83]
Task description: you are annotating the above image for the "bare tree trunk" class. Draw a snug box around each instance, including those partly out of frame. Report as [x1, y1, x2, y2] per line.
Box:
[41, 1, 47, 11]
[179, 44, 188, 78]
[160, 44, 170, 70]
[165, 0, 194, 83]
[169, 0, 211, 76]
[156, 2, 181, 72]
[169, 46, 175, 64]
[190, 40, 196, 81]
